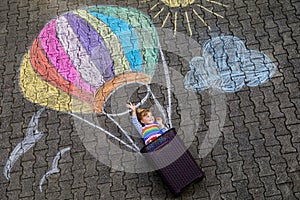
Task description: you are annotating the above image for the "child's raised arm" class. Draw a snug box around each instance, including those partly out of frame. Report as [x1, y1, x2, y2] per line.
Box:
[126, 102, 142, 134]
[126, 102, 137, 117]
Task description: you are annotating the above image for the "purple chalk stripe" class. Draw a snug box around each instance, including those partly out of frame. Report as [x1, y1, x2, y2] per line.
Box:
[65, 13, 114, 81]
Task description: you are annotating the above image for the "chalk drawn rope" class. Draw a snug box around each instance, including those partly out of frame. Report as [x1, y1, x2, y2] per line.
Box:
[146, 84, 169, 128]
[159, 47, 173, 128]
[101, 83, 169, 153]
[96, 48, 173, 151]
[104, 113, 141, 153]
[100, 47, 173, 126]
[69, 46, 173, 153]
[69, 113, 138, 152]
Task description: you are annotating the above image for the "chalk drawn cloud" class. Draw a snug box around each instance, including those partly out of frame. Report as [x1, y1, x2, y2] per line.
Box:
[184, 36, 277, 93]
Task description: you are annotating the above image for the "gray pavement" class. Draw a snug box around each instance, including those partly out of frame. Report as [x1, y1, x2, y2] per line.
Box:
[1, 0, 300, 199]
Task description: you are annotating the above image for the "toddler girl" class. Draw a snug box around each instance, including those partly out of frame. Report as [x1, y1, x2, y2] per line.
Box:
[126, 102, 167, 145]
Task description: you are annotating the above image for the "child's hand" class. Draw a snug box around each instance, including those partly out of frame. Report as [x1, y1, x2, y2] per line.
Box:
[156, 117, 165, 128]
[156, 117, 164, 126]
[126, 102, 136, 112]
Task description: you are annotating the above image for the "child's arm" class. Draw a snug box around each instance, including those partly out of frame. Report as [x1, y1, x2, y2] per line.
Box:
[131, 116, 143, 134]
[126, 102, 136, 117]
[126, 102, 142, 134]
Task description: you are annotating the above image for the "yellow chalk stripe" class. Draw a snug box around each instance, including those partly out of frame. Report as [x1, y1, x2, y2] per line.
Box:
[192, 8, 211, 30]
[154, 7, 165, 19]
[185, 11, 193, 36]
[162, 12, 170, 28]
[197, 4, 224, 18]
[161, 0, 195, 8]
[174, 11, 178, 36]
[19, 52, 93, 113]
[205, 0, 229, 8]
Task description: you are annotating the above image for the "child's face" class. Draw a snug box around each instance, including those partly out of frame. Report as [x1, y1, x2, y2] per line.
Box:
[140, 112, 154, 125]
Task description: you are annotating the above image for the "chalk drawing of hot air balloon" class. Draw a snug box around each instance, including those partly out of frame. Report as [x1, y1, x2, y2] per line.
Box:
[19, 6, 160, 114]
[17, 5, 204, 177]
[18, 5, 177, 153]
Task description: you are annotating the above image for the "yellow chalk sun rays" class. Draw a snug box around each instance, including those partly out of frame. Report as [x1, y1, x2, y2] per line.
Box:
[142, 0, 229, 36]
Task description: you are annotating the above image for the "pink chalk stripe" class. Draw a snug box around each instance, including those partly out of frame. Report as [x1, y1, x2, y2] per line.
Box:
[38, 19, 96, 94]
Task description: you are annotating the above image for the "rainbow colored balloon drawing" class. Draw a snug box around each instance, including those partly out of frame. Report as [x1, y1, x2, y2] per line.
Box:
[18, 5, 175, 155]
[19, 6, 160, 114]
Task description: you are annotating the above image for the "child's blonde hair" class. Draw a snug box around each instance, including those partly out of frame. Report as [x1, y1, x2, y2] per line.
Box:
[136, 108, 151, 123]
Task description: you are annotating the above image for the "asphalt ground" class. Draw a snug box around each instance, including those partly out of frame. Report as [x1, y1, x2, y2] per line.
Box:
[0, 0, 300, 199]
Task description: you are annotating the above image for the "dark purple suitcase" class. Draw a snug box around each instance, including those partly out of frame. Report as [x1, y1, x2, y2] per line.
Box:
[141, 128, 205, 195]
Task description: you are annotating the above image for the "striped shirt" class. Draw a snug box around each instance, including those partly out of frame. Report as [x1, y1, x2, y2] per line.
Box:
[131, 116, 167, 145]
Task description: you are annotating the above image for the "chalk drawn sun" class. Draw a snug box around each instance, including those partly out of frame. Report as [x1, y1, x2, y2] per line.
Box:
[142, 0, 229, 36]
